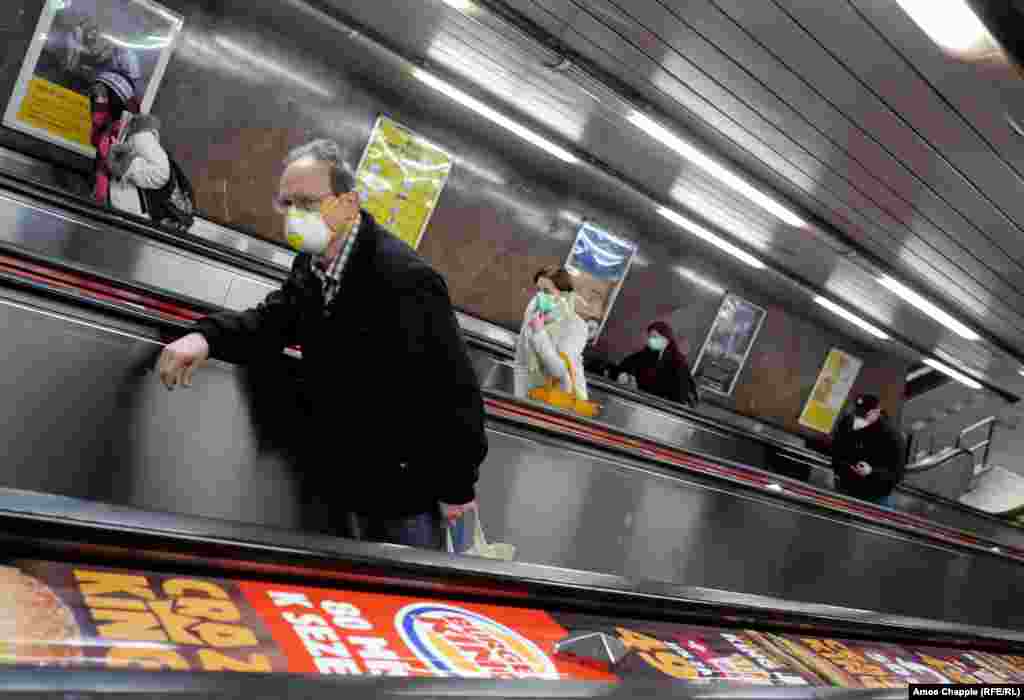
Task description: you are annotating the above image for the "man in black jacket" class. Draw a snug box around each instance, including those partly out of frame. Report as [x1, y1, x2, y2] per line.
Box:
[832, 394, 905, 508]
[157, 139, 488, 549]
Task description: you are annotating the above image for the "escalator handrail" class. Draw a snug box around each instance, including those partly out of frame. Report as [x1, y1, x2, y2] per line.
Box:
[905, 446, 972, 474]
[0, 168, 290, 282]
[2, 487, 1023, 647]
[480, 356, 830, 468]
[1, 236, 1022, 558]
[1, 163, 832, 471]
[483, 392, 1024, 561]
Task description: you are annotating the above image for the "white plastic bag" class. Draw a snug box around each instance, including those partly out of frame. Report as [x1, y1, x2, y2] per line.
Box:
[446, 508, 516, 561]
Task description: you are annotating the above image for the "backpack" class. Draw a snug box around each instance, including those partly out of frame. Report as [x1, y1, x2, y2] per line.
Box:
[142, 156, 195, 232]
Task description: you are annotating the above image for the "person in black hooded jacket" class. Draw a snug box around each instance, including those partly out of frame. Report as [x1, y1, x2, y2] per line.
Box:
[832, 394, 905, 508]
[156, 139, 487, 550]
[612, 321, 699, 407]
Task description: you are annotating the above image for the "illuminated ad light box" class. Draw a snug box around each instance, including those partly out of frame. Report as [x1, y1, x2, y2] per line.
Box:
[799, 349, 863, 434]
[691, 293, 766, 397]
[5, 0, 184, 157]
[564, 222, 637, 343]
[2, 558, 1023, 685]
[353, 116, 453, 251]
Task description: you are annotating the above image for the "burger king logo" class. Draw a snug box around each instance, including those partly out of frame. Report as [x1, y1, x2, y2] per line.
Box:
[396, 603, 559, 680]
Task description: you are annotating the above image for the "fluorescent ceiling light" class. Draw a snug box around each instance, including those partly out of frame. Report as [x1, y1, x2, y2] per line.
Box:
[414, 69, 578, 164]
[675, 267, 726, 296]
[630, 112, 805, 228]
[906, 366, 934, 382]
[923, 358, 982, 390]
[214, 36, 332, 98]
[895, 0, 992, 53]
[814, 296, 890, 340]
[441, 0, 476, 10]
[878, 277, 980, 341]
[658, 207, 765, 269]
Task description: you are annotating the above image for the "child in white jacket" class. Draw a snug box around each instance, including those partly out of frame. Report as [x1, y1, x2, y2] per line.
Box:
[91, 71, 170, 218]
[514, 266, 590, 401]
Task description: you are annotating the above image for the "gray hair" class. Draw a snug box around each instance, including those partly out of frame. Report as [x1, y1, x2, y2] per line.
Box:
[284, 139, 355, 195]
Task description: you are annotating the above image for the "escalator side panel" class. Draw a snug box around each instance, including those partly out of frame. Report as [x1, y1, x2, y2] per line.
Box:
[0, 190, 276, 312]
[475, 427, 1022, 630]
[2, 291, 1023, 632]
[0, 296, 319, 534]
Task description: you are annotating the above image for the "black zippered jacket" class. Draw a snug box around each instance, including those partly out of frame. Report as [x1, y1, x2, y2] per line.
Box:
[195, 213, 488, 516]
[832, 414, 905, 500]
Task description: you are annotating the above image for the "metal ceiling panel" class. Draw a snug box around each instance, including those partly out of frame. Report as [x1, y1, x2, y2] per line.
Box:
[565, 1, 1024, 315]
[540, 0, 1024, 352]
[709, 2, 1024, 301]
[850, 0, 1024, 206]
[778, 0, 1024, 240]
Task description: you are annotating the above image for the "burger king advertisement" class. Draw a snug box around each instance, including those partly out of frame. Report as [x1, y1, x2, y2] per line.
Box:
[1, 559, 1023, 689]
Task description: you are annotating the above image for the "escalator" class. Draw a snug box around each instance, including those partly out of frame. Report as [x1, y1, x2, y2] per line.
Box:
[0, 487, 1023, 697]
[1, 149, 1018, 550]
[0, 162, 1023, 634]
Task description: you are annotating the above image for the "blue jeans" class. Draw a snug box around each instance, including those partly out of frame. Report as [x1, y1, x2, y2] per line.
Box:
[866, 493, 898, 510]
[345, 509, 444, 550]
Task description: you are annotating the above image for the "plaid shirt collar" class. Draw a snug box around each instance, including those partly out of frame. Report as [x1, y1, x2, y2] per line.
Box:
[311, 213, 361, 308]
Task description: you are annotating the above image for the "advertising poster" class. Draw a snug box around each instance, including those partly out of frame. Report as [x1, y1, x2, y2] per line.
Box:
[2, 557, 1024, 689]
[548, 616, 824, 686]
[798, 349, 863, 434]
[563, 222, 637, 343]
[908, 648, 1024, 684]
[691, 294, 767, 396]
[353, 116, 453, 250]
[4, 0, 184, 157]
[756, 634, 1001, 688]
[0, 559, 607, 680]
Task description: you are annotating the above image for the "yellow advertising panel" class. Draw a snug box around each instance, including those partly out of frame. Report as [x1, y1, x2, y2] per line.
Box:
[353, 116, 453, 250]
[799, 349, 863, 434]
[16, 78, 92, 149]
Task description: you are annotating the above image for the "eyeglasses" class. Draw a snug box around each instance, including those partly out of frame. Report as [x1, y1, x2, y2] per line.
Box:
[272, 193, 332, 215]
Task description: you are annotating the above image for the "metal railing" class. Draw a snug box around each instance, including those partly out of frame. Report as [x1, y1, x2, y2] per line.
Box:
[959, 417, 997, 478]
[906, 416, 997, 474]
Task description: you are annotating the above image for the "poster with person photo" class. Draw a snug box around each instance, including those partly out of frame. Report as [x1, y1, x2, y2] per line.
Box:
[4, 0, 183, 157]
[564, 222, 637, 343]
[691, 293, 767, 396]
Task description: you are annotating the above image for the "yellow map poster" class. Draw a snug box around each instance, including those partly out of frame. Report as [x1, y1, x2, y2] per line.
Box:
[353, 116, 453, 250]
[799, 349, 863, 434]
[16, 78, 92, 149]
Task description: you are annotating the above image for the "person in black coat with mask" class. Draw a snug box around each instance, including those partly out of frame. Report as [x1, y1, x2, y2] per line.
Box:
[156, 139, 487, 550]
[612, 321, 699, 408]
[832, 394, 905, 508]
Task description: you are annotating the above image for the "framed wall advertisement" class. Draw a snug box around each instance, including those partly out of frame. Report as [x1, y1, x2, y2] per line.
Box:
[691, 293, 767, 396]
[563, 221, 637, 343]
[798, 349, 863, 434]
[353, 115, 453, 250]
[4, 0, 184, 157]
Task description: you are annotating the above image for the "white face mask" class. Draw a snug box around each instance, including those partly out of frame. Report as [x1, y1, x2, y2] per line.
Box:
[648, 334, 669, 352]
[852, 417, 869, 431]
[285, 207, 334, 255]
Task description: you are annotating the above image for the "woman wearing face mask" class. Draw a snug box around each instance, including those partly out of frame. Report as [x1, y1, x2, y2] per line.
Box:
[90, 71, 169, 218]
[613, 322, 699, 408]
[514, 266, 590, 404]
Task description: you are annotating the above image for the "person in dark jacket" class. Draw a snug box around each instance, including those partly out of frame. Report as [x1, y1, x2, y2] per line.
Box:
[156, 139, 488, 550]
[832, 394, 905, 508]
[612, 321, 699, 407]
